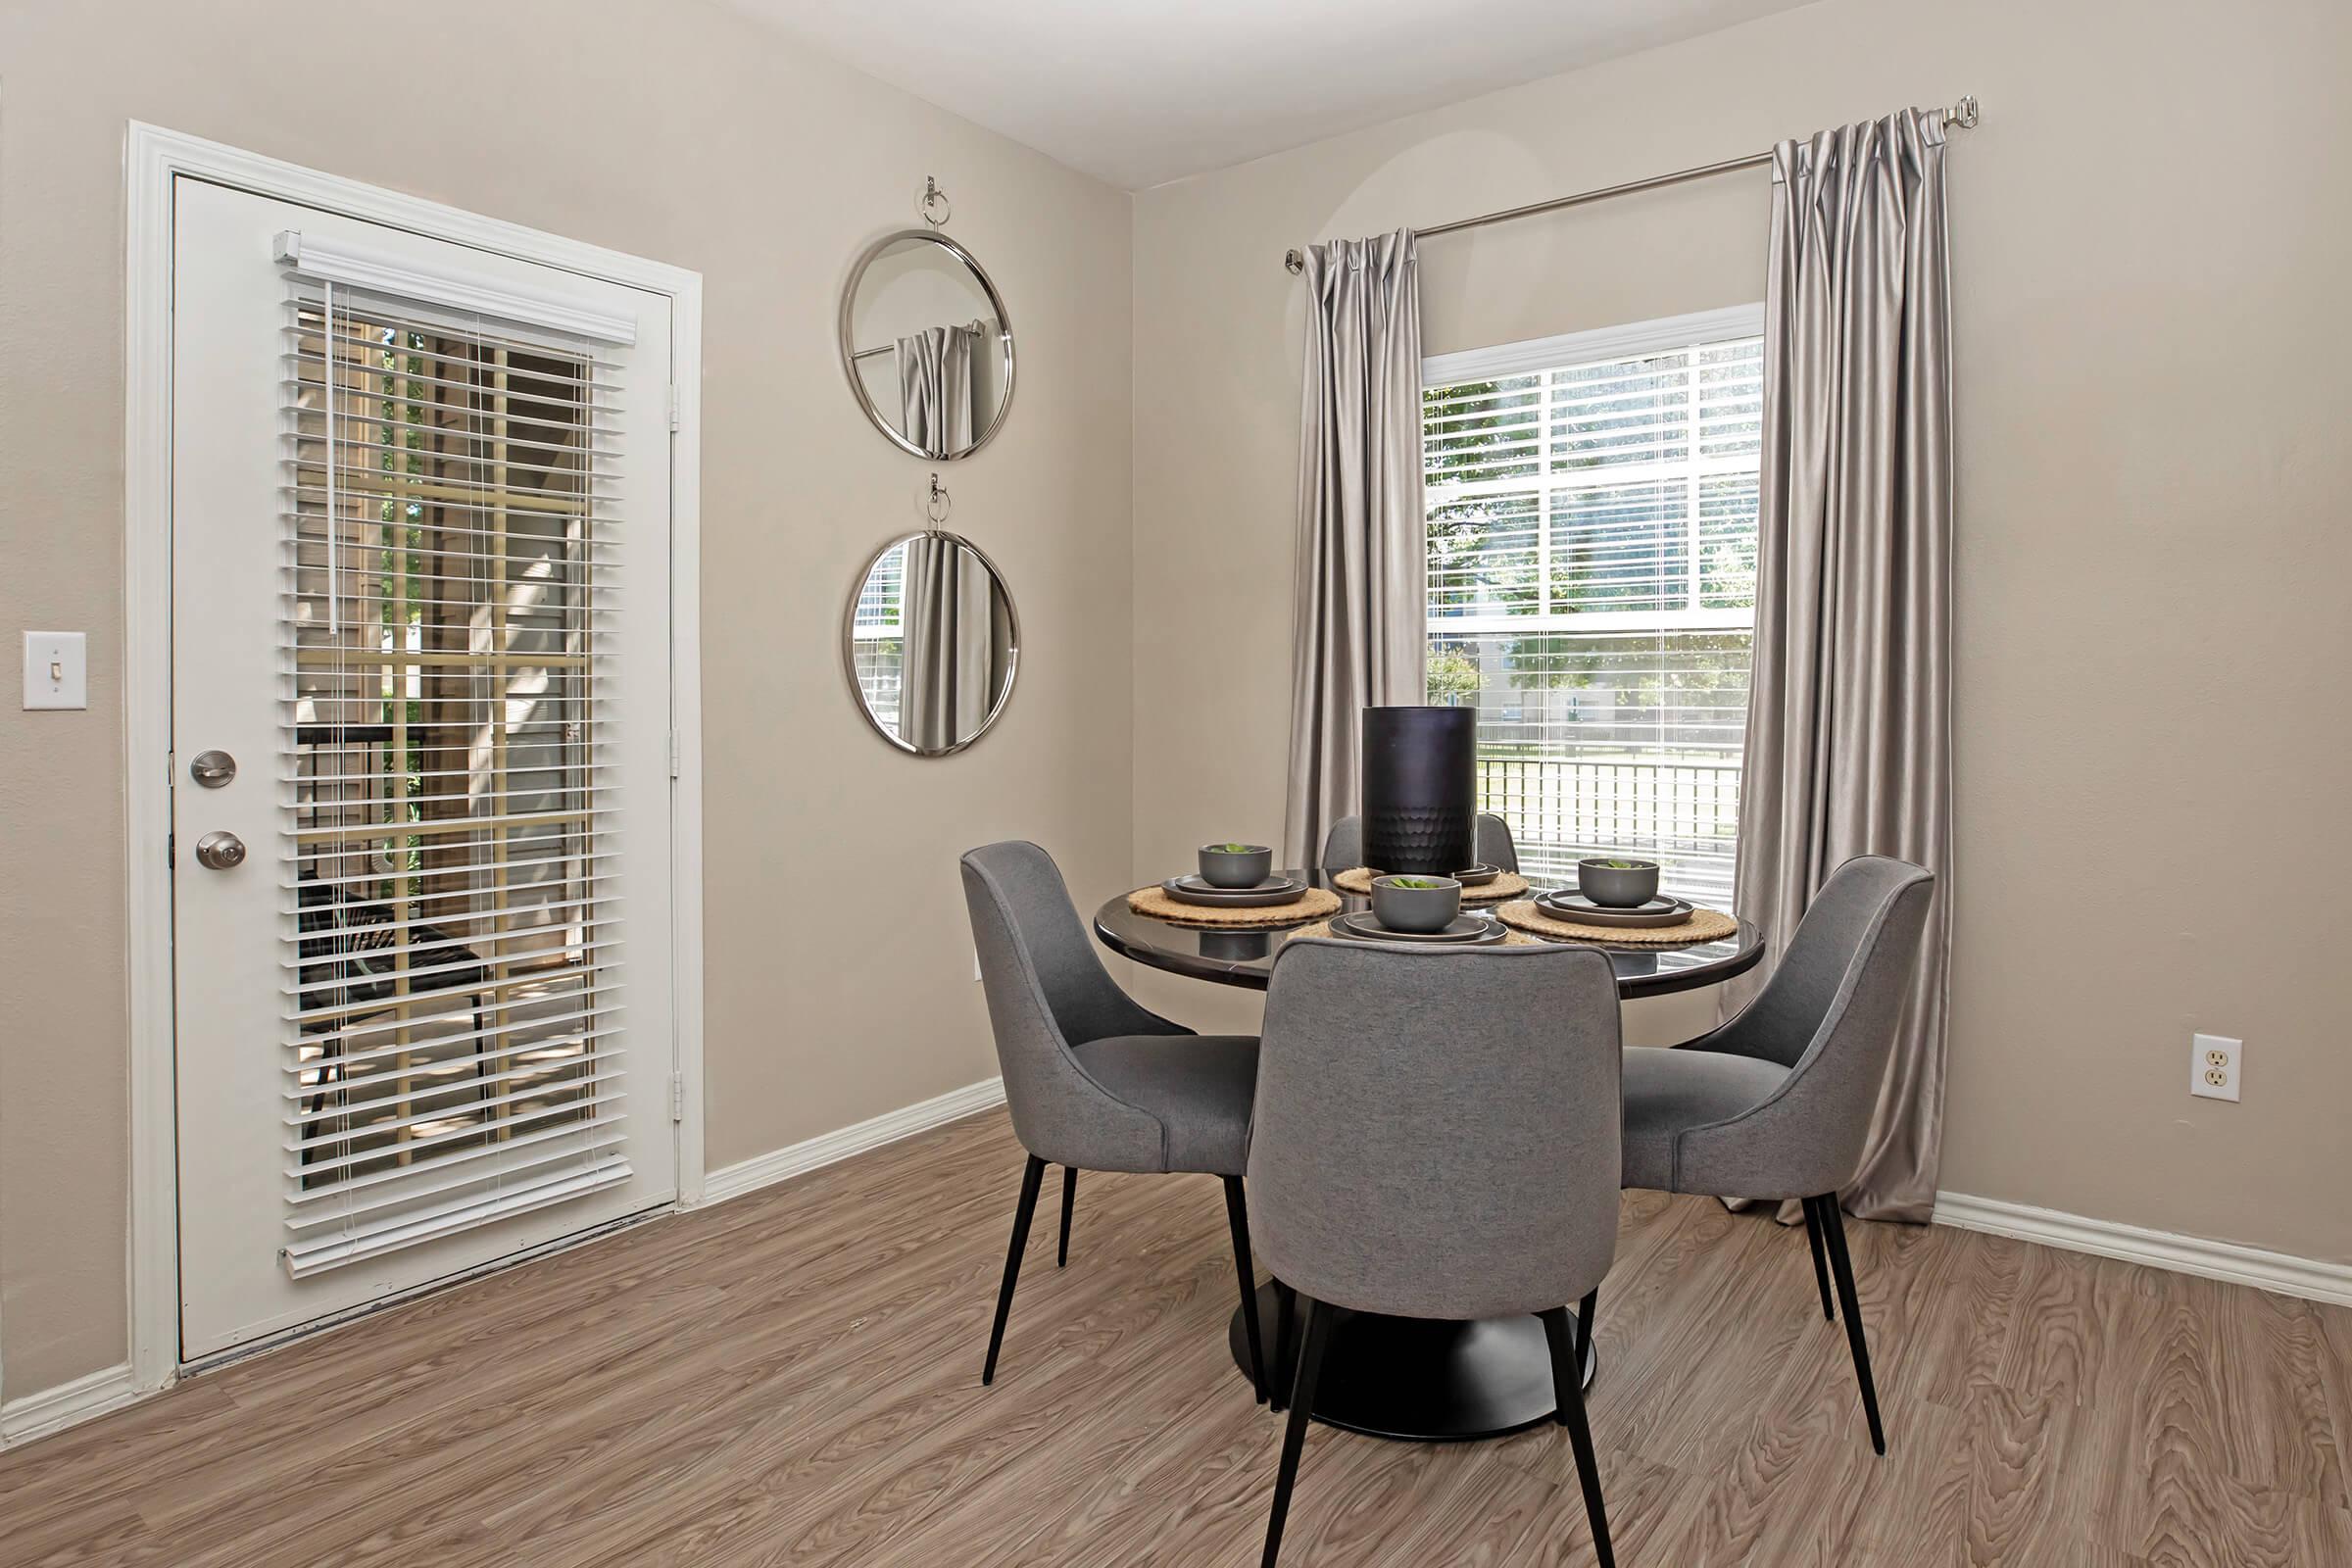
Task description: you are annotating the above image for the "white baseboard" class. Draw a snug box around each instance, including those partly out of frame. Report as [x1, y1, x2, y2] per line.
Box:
[0, 1362, 145, 1449]
[699, 1076, 1007, 1207]
[1933, 1192, 2352, 1308]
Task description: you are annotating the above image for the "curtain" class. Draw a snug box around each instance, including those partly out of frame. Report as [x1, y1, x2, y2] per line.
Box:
[898, 324, 978, 458]
[1283, 229, 1427, 869]
[1733, 107, 1954, 1223]
[901, 534, 1004, 752]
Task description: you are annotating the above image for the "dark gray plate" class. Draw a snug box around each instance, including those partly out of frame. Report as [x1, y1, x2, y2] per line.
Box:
[1164, 875, 1310, 908]
[1329, 911, 1506, 945]
[1453, 863, 1501, 886]
[1538, 892, 1694, 928]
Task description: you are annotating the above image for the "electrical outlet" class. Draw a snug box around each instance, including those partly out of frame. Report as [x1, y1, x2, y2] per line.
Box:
[2189, 1033, 2240, 1102]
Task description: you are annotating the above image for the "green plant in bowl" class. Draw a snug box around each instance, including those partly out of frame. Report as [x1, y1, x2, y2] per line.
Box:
[1389, 876, 1446, 889]
[1576, 855, 1660, 908]
[1198, 841, 1275, 888]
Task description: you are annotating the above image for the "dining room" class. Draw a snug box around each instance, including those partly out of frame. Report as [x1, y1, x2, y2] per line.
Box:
[1, 0, 2347, 1564]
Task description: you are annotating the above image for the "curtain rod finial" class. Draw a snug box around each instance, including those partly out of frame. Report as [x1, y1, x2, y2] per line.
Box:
[1946, 95, 1980, 129]
[1284, 248, 1306, 274]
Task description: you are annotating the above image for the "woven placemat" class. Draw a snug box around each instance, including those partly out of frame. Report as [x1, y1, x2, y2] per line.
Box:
[1331, 866, 1530, 904]
[1293, 918, 1542, 948]
[1125, 884, 1341, 928]
[1494, 899, 1739, 947]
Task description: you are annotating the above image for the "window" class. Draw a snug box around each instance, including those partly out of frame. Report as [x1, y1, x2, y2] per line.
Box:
[851, 540, 907, 734]
[1422, 306, 1765, 906]
[282, 282, 628, 1273]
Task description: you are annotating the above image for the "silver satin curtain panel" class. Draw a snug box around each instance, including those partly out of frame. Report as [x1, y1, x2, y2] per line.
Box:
[902, 532, 1004, 753]
[1283, 229, 1427, 869]
[898, 324, 978, 460]
[1736, 108, 1954, 1223]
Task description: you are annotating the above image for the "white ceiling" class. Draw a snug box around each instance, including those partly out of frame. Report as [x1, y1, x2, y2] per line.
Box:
[724, 0, 1821, 189]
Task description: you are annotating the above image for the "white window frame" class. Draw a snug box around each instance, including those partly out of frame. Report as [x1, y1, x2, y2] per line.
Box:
[1421, 302, 1766, 898]
[122, 123, 705, 1397]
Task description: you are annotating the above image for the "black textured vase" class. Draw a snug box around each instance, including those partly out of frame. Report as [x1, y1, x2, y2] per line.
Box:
[1361, 706, 1476, 875]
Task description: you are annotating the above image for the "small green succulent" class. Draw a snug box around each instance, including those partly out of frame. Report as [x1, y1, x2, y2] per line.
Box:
[1389, 876, 1447, 889]
[1213, 843, 1255, 854]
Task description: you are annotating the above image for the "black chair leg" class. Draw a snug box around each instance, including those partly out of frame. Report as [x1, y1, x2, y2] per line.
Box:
[1261, 1298, 1332, 1568]
[1576, 1287, 1599, 1365]
[982, 1154, 1047, 1386]
[1541, 1306, 1616, 1568]
[1058, 1166, 1077, 1267]
[1801, 1195, 1837, 1321]
[1819, 1193, 1886, 1455]
[1271, 1280, 1297, 1411]
[1223, 1177, 1269, 1403]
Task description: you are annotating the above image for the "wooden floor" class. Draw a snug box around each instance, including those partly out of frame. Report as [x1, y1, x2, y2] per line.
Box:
[6, 1108, 2349, 1567]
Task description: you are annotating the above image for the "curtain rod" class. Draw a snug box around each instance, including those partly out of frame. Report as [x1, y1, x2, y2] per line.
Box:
[1282, 96, 1980, 273]
[850, 318, 991, 362]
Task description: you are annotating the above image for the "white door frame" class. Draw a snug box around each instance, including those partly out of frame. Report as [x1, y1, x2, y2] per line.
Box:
[122, 123, 705, 1394]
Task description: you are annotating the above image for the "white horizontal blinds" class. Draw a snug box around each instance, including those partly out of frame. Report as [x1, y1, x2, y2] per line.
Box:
[279, 273, 630, 1278]
[851, 540, 907, 734]
[1424, 323, 1763, 906]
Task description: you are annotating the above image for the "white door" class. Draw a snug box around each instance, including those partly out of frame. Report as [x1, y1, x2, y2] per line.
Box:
[170, 177, 678, 1360]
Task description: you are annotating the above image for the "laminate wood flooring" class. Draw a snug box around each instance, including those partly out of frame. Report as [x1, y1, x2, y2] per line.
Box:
[5, 1108, 2347, 1566]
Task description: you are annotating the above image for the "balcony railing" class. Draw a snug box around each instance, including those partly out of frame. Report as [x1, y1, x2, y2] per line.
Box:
[1477, 754, 1741, 908]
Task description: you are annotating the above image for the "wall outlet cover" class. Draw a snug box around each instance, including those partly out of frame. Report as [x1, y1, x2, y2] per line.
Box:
[2190, 1033, 2241, 1102]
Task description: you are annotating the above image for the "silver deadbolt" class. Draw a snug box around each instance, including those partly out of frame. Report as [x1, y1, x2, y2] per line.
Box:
[190, 749, 237, 788]
[194, 831, 248, 871]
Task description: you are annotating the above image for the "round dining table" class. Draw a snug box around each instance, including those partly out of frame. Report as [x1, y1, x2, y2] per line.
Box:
[1094, 870, 1766, 1443]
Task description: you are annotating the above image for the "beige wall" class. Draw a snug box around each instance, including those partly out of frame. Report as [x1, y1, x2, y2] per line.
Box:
[7, 0, 2349, 1415]
[0, 0, 1134, 1396]
[1134, 0, 2352, 1257]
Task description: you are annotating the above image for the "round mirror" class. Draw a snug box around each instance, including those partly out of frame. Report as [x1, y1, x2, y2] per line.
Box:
[838, 230, 1015, 461]
[844, 530, 1019, 756]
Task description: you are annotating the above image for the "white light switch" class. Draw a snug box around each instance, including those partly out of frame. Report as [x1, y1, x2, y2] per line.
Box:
[22, 631, 87, 710]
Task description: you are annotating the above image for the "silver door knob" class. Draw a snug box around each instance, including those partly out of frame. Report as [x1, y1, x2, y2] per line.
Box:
[194, 831, 248, 870]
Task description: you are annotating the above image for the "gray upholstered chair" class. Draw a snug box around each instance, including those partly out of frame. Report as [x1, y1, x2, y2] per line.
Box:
[958, 841, 1269, 1398]
[1317, 811, 1520, 874]
[1248, 939, 1622, 1567]
[1620, 854, 1935, 1456]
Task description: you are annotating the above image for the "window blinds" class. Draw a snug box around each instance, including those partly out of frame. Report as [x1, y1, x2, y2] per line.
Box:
[1424, 323, 1763, 906]
[850, 539, 907, 735]
[278, 271, 631, 1278]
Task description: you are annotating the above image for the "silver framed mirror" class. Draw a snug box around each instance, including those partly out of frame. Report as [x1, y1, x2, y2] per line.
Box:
[838, 229, 1015, 461]
[843, 529, 1019, 756]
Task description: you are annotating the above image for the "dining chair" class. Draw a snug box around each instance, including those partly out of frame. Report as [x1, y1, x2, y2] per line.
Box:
[1618, 855, 1935, 1456]
[1248, 938, 1622, 1567]
[1317, 811, 1520, 873]
[958, 841, 1270, 1399]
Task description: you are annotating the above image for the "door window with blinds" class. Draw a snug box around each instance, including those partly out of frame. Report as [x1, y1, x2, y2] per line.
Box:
[1422, 307, 1765, 906]
[280, 278, 628, 1275]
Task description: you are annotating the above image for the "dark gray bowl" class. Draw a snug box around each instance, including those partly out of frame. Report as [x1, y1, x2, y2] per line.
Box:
[1577, 858, 1660, 908]
[1198, 843, 1274, 888]
[1369, 874, 1463, 934]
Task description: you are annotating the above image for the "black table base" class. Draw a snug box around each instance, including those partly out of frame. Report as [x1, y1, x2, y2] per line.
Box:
[1227, 1282, 1596, 1443]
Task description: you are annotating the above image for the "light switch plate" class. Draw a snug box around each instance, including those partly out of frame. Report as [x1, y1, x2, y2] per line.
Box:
[22, 631, 87, 710]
